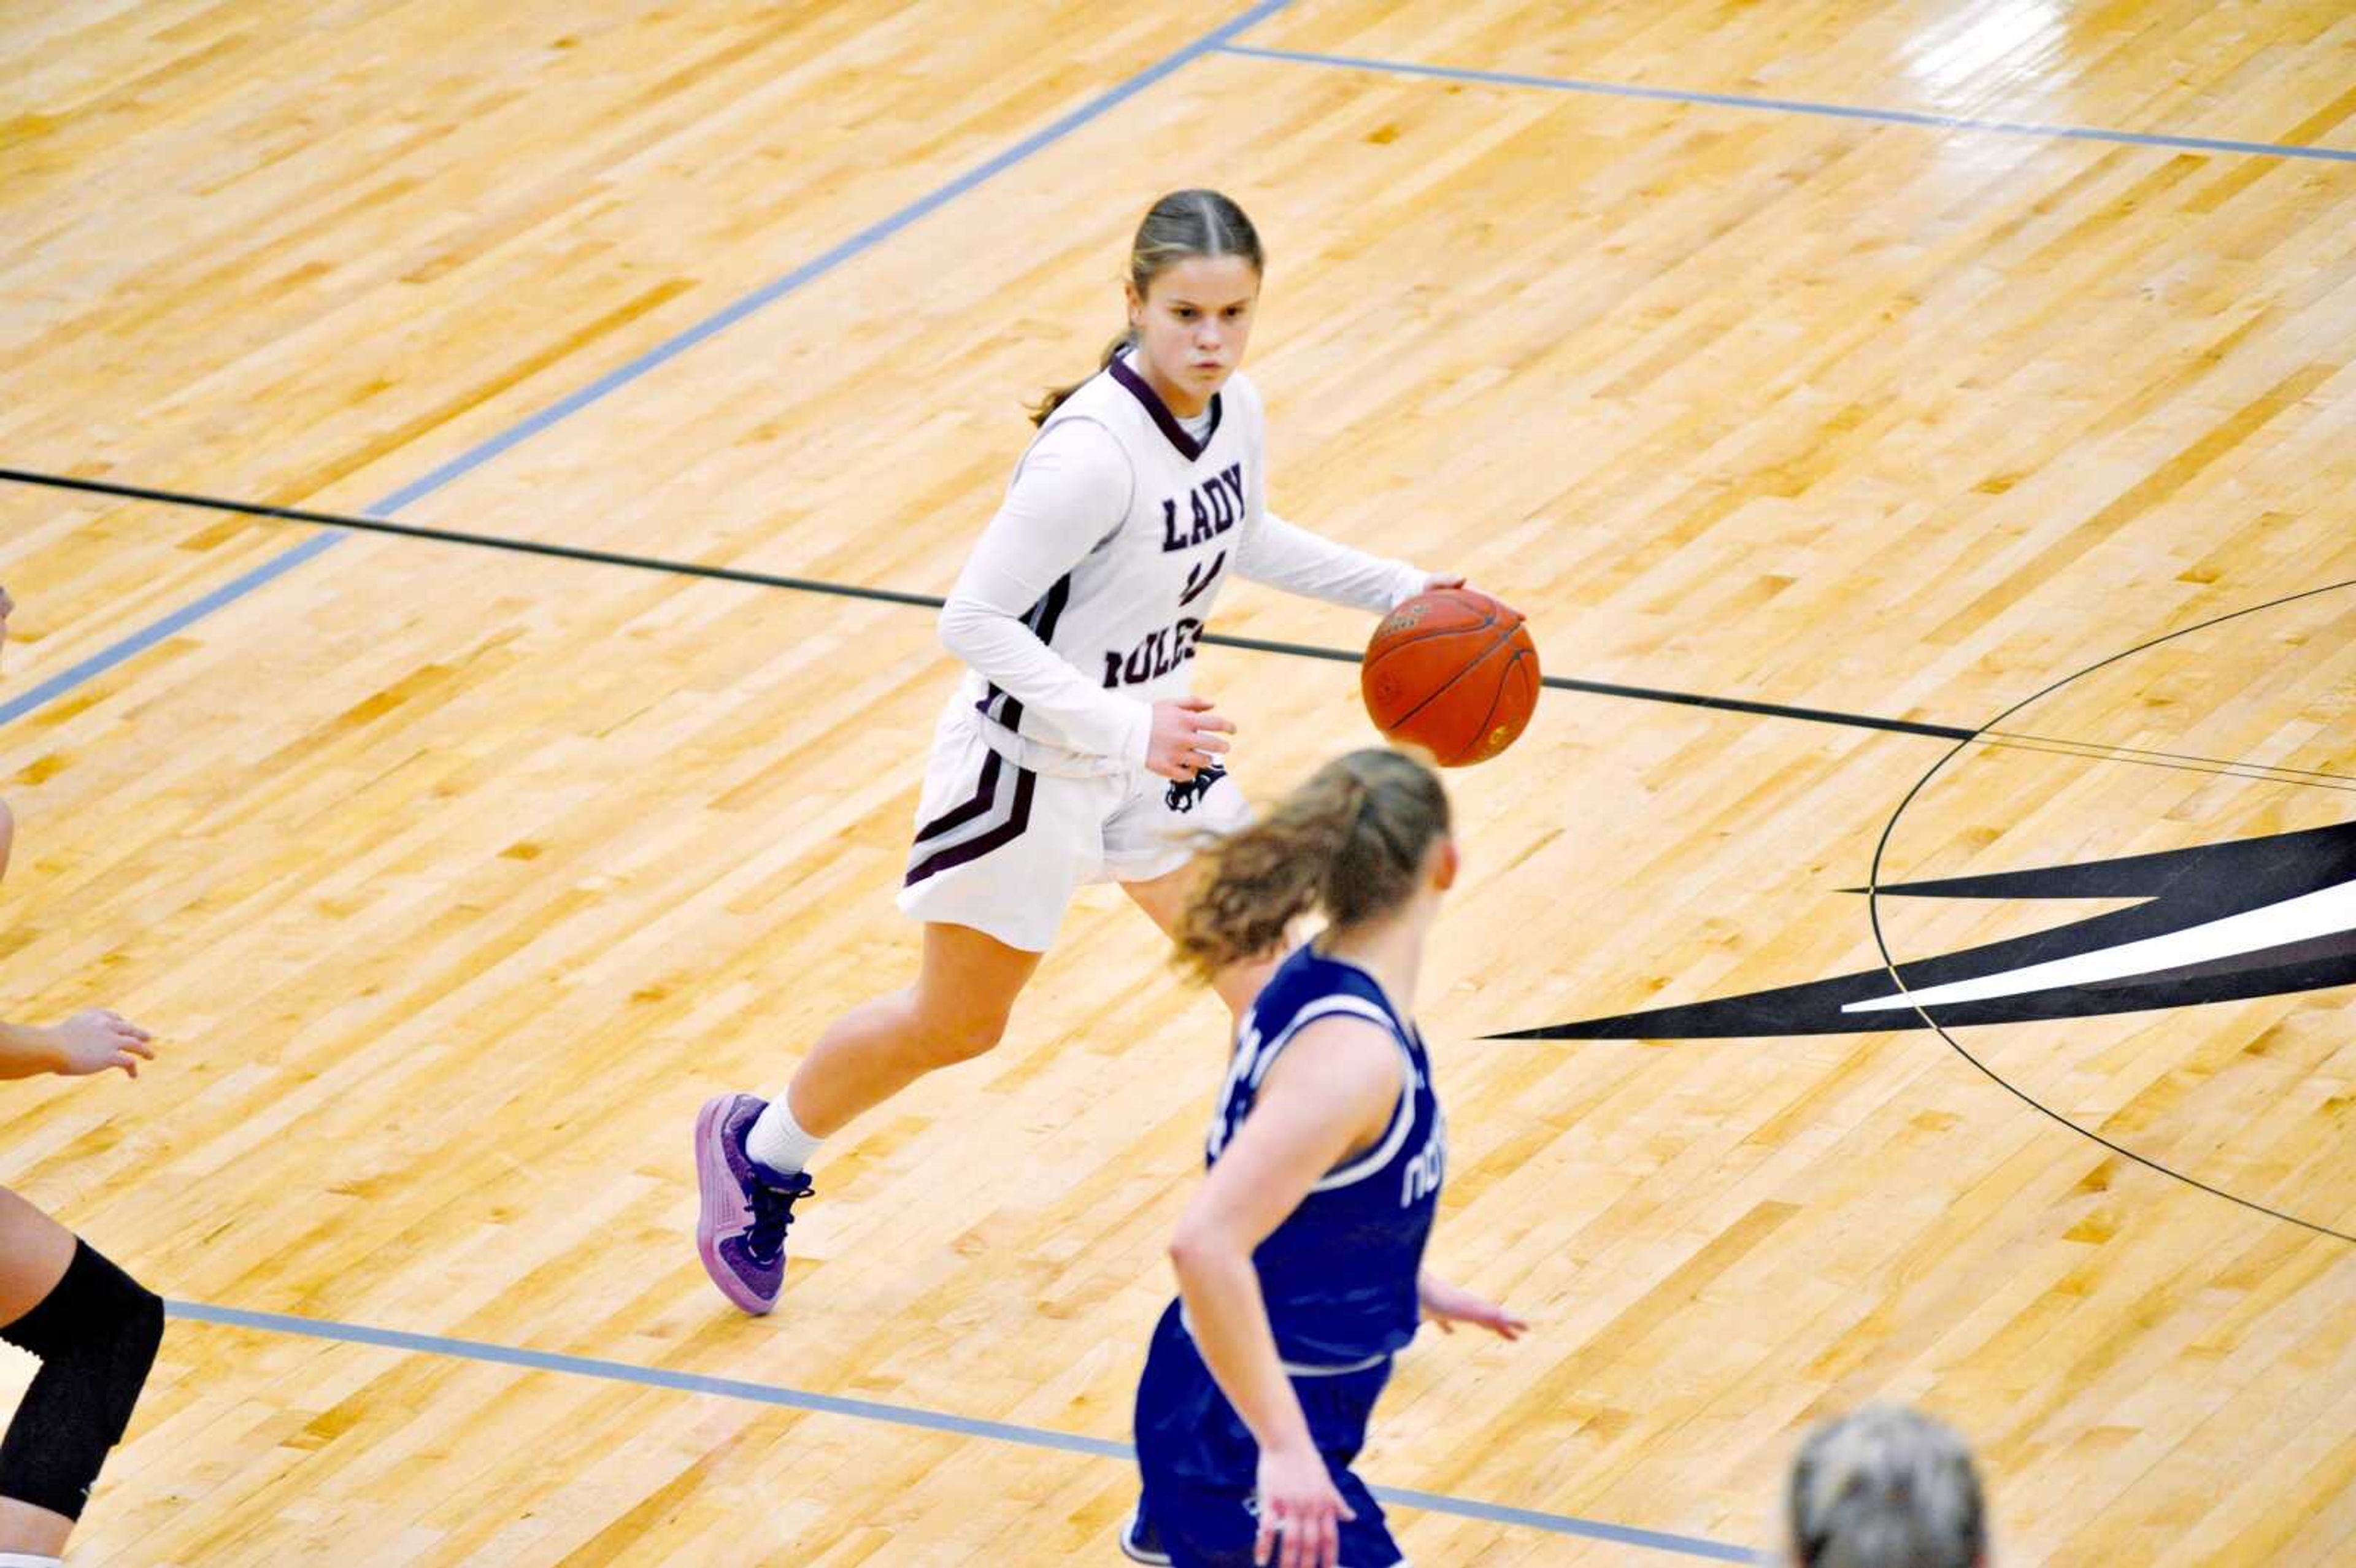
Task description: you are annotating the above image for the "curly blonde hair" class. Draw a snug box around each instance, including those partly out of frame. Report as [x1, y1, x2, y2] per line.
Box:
[1175, 748, 1449, 983]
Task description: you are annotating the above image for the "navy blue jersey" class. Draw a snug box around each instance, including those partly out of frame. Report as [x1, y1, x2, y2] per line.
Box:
[1195, 941, 1445, 1369]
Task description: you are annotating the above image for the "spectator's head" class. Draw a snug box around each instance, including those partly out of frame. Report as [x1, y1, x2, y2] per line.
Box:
[1786, 1404, 1987, 1568]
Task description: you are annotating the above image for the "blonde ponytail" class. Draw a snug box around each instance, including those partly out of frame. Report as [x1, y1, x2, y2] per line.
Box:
[1029, 328, 1139, 427]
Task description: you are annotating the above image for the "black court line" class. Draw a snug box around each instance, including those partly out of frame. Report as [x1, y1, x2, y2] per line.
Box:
[0, 0, 1301, 740]
[21, 465, 2356, 796]
[1210, 629, 1973, 740]
[1977, 736, 2356, 794]
[0, 465, 1973, 742]
[1980, 729, 2356, 788]
[0, 466, 945, 609]
[1866, 575, 2356, 1245]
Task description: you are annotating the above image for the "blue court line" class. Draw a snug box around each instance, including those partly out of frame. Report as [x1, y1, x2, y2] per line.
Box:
[1218, 42, 2356, 164]
[0, 0, 1299, 734]
[0, 533, 344, 728]
[370, 0, 1299, 517]
[168, 1299, 1759, 1562]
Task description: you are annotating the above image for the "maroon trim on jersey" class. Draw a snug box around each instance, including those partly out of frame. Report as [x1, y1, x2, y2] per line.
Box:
[1109, 354, 1222, 462]
[977, 571, 1076, 734]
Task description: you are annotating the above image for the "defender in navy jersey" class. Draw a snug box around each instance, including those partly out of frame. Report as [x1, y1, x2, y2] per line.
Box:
[1127, 751, 1525, 1568]
[695, 192, 1469, 1316]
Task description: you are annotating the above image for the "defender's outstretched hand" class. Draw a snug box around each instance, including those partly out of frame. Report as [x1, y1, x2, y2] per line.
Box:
[1419, 1273, 1528, 1340]
[47, 1009, 156, 1079]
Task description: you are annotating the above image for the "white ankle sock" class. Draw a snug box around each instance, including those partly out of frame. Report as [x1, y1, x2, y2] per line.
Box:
[745, 1096, 823, 1175]
[0, 1552, 66, 1566]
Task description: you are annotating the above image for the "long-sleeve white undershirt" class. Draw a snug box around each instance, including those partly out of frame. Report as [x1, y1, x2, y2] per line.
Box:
[937, 420, 1148, 765]
[1236, 509, 1428, 613]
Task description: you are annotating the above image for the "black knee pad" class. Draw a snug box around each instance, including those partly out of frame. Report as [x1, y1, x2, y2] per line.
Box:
[0, 1239, 163, 1520]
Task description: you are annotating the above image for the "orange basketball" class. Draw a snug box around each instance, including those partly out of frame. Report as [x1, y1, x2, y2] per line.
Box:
[1360, 588, 1541, 766]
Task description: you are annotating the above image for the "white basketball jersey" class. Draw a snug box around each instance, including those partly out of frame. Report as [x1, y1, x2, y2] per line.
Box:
[962, 352, 1262, 764]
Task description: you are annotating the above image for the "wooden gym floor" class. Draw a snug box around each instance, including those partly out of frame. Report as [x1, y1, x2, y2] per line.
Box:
[2, 1, 2352, 1562]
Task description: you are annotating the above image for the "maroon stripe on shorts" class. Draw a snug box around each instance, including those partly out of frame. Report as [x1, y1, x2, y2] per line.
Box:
[913, 750, 1004, 845]
[904, 764, 1038, 888]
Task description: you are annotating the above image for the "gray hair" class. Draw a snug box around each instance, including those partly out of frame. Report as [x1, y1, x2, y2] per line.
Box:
[1787, 1405, 1987, 1568]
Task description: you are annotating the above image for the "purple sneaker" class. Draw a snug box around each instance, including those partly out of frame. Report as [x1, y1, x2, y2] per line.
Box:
[695, 1094, 815, 1315]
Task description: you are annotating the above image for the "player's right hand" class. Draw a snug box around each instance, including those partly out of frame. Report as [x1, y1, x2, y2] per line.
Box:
[45, 1009, 156, 1079]
[1419, 1273, 1530, 1340]
[1254, 1441, 1353, 1568]
[1147, 696, 1233, 782]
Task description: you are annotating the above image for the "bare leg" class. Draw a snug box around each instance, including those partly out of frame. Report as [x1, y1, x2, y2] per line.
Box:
[784, 922, 1042, 1138]
[698, 923, 1047, 1312]
[1122, 855, 1279, 1026]
[0, 1189, 78, 1557]
[2, 805, 104, 1556]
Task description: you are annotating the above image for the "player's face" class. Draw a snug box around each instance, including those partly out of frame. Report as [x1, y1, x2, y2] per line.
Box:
[1129, 255, 1260, 412]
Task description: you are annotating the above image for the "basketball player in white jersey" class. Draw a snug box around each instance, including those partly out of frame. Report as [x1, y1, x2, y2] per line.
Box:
[695, 191, 1465, 1315]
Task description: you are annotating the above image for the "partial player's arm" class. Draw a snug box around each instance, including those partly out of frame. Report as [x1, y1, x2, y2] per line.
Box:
[1417, 1270, 1527, 1339]
[1236, 508, 1456, 613]
[1224, 381, 1455, 613]
[0, 1009, 155, 1081]
[938, 420, 1145, 759]
[1168, 1019, 1403, 1568]
[939, 422, 1229, 778]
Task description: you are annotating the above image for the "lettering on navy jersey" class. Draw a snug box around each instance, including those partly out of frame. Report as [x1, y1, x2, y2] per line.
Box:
[1159, 463, 1247, 553]
[1400, 1114, 1446, 1209]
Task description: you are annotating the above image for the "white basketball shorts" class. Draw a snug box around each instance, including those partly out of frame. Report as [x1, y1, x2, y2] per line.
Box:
[895, 704, 1250, 952]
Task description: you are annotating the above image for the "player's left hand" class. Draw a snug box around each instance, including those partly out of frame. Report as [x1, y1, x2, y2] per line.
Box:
[1253, 1440, 1352, 1568]
[1411, 573, 1495, 602]
[1418, 1274, 1527, 1340]
[44, 1009, 157, 1080]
